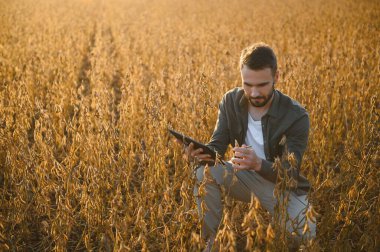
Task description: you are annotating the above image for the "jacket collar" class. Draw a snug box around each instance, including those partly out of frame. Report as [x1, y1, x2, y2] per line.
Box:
[238, 89, 248, 108]
[238, 89, 280, 118]
[266, 90, 280, 118]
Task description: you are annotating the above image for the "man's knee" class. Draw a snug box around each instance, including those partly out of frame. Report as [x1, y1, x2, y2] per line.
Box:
[286, 205, 317, 240]
[195, 163, 229, 185]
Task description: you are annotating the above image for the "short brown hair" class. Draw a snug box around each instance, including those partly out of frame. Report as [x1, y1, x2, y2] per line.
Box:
[240, 43, 277, 76]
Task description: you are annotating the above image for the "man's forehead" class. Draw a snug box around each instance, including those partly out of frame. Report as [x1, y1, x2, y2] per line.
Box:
[241, 65, 272, 74]
[241, 66, 273, 80]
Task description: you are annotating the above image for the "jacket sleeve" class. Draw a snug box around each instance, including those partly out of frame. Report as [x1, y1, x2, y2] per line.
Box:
[257, 113, 310, 185]
[206, 95, 230, 158]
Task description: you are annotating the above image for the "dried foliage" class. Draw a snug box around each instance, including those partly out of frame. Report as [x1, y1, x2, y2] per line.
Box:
[0, 0, 379, 251]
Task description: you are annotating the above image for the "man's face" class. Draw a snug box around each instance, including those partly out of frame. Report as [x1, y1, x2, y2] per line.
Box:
[241, 65, 278, 108]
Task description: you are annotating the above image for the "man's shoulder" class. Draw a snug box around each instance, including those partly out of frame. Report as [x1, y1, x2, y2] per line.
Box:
[277, 90, 308, 115]
[222, 87, 244, 103]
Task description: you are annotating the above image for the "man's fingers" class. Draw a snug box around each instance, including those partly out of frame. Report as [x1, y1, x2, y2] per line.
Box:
[233, 152, 246, 158]
[175, 139, 183, 145]
[203, 158, 215, 162]
[191, 148, 204, 157]
[188, 142, 195, 153]
[197, 154, 211, 159]
[179, 142, 214, 164]
[231, 157, 248, 165]
[232, 163, 249, 170]
[233, 147, 252, 154]
[232, 156, 251, 170]
[184, 143, 193, 158]
[199, 158, 215, 163]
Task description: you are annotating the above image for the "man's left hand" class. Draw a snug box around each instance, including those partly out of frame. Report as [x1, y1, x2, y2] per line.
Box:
[231, 144, 262, 171]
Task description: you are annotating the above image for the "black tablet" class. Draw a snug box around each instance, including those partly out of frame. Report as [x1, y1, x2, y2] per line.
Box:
[168, 128, 225, 165]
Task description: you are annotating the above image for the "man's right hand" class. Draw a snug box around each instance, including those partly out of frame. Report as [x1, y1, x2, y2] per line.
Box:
[175, 139, 214, 164]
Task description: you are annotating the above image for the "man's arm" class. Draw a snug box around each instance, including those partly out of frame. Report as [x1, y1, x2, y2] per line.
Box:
[257, 113, 310, 184]
[176, 95, 230, 164]
[206, 95, 230, 158]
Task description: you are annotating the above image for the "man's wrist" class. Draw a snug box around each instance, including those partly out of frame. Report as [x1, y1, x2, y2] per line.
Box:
[252, 158, 262, 171]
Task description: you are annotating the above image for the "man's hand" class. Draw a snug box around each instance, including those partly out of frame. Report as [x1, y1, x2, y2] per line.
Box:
[231, 144, 262, 171]
[175, 139, 214, 164]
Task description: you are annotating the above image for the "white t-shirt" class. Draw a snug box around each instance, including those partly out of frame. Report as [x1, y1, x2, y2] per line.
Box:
[244, 113, 266, 160]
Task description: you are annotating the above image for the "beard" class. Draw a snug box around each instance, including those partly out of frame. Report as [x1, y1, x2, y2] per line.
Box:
[247, 87, 274, 107]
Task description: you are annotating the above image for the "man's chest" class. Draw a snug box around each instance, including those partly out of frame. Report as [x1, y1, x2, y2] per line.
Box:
[236, 115, 288, 160]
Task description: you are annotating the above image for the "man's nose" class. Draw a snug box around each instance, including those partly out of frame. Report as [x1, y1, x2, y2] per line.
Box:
[250, 87, 260, 97]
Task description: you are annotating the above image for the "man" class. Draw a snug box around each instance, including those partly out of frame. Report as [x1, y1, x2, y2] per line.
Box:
[180, 43, 316, 250]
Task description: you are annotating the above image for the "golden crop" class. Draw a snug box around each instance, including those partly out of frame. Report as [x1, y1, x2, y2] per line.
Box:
[0, 0, 379, 251]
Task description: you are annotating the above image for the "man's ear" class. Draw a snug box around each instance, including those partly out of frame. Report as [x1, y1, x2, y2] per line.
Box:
[274, 70, 279, 84]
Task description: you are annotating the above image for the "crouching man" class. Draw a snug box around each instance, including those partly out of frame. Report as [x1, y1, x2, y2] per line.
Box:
[180, 43, 316, 251]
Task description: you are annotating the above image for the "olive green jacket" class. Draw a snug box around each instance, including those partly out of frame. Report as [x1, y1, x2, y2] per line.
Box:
[207, 87, 311, 195]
